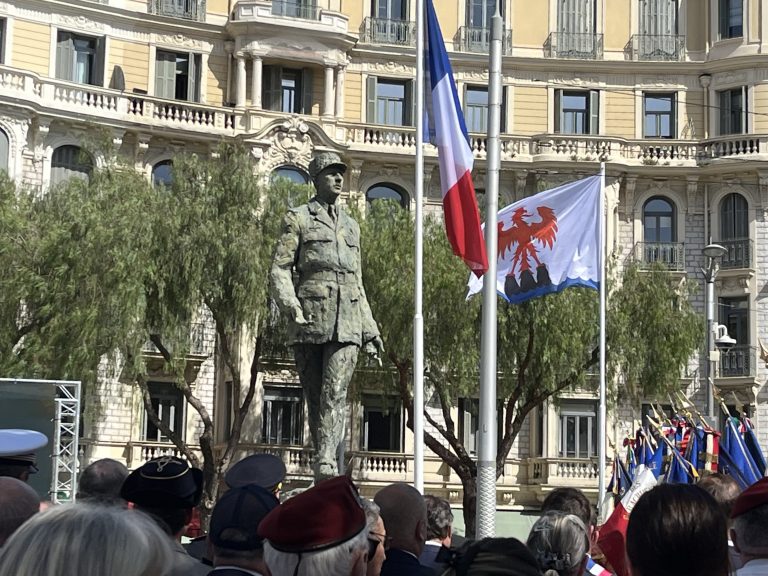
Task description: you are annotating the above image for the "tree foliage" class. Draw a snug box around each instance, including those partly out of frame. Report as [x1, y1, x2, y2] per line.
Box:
[359, 201, 701, 536]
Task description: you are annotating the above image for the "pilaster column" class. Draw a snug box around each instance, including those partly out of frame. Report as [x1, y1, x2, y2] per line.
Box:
[251, 55, 262, 109]
[335, 65, 346, 118]
[224, 41, 235, 105]
[323, 65, 334, 117]
[235, 53, 246, 108]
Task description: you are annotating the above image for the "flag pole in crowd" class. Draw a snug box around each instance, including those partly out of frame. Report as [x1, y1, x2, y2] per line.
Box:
[412, 0, 425, 493]
[476, 1, 503, 539]
[598, 162, 607, 504]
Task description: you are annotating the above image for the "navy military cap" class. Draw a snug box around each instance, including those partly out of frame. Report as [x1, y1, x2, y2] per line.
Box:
[121, 455, 203, 509]
[0, 429, 49, 473]
[225, 453, 286, 492]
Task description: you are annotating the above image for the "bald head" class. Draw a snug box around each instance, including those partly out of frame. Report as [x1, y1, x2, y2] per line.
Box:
[77, 459, 129, 504]
[374, 483, 427, 556]
[0, 477, 40, 546]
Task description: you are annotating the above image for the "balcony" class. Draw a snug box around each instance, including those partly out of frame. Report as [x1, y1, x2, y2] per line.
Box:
[360, 17, 416, 47]
[454, 26, 512, 55]
[633, 241, 686, 271]
[142, 322, 208, 356]
[718, 345, 757, 378]
[629, 34, 685, 61]
[271, 0, 319, 20]
[148, 0, 206, 22]
[719, 238, 753, 270]
[545, 32, 603, 59]
[699, 136, 767, 162]
[528, 457, 600, 485]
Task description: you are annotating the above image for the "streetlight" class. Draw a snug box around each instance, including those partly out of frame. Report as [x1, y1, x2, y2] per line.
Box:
[702, 243, 728, 428]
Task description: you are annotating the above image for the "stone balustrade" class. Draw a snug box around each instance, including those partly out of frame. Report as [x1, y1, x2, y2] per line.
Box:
[528, 457, 602, 485]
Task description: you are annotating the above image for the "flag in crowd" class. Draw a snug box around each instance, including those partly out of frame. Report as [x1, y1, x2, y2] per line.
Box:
[423, 0, 488, 277]
[467, 175, 602, 303]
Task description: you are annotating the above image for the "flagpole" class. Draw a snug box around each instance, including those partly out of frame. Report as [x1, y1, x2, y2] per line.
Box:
[413, 0, 425, 494]
[598, 162, 607, 508]
[476, 1, 502, 539]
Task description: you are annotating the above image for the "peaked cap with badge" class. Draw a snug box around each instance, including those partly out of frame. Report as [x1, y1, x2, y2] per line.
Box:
[0, 429, 49, 475]
[120, 455, 203, 509]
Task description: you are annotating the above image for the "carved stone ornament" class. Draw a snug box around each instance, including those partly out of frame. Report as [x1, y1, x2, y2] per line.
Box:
[758, 173, 768, 216]
[261, 118, 313, 172]
[686, 178, 699, 214]
[366, 61, 412, 75]
[56, 14, 106, 33]
[153, 34, 209, 52]
[623, 175, 637, 222]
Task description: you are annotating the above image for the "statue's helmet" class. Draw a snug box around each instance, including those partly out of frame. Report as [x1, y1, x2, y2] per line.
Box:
[308, 151, 347, 181]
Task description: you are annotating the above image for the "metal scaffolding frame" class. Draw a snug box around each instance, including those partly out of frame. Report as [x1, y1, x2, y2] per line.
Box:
[0, 378, 81, 503]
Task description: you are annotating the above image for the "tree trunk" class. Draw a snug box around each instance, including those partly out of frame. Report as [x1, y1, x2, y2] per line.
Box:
[460, 471, 478, 539]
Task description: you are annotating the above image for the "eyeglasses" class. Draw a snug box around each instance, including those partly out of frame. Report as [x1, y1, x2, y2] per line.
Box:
[367, 532, 392, 562]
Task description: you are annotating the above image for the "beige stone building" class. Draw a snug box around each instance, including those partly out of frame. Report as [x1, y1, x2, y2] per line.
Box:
[2, 0, 767, 531]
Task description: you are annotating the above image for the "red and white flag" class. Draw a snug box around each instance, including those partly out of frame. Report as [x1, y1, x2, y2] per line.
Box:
[424, 0, 488, 277]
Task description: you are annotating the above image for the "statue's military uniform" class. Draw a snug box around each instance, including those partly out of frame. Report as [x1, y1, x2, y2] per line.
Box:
[270, 163, 380, 479]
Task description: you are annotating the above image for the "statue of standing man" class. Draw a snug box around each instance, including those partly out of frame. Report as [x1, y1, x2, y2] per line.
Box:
[269, 151, 384, 481]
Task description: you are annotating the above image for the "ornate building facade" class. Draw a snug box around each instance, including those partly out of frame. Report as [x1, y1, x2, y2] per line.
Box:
[2, 0, 768, 528]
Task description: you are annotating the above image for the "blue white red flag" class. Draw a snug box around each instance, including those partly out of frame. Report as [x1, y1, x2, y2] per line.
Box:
[467, 176, 602, 303]
[424, 0, 488, 277]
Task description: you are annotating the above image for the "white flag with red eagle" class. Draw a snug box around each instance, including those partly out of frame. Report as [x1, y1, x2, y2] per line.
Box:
[467, 175, 602, 304]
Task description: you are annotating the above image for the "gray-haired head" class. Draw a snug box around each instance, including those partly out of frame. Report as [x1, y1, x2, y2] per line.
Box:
[526, 511, 589, 576]
[425, 495, 453, 541]
[308, 151, 347, 182]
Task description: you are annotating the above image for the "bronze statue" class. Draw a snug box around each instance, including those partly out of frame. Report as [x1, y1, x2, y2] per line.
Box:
[269, 151, 384, 481]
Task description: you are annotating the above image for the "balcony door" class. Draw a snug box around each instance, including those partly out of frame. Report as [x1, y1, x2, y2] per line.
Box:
[374, 0, 406, 20]
[467, 0, 496, 27]
[643, 197, 678, 266]
[557, 0, 596, 57]
[638, 0, 678, 58]
[720, 193, 749, 267]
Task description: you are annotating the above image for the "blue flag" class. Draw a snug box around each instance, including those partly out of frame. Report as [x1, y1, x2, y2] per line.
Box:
[720, 417, 760, 489]
[665, 451, 691, 484]
[743, 418, 767, 477]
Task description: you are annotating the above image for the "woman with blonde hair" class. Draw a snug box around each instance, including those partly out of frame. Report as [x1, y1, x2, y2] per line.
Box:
[526, 511, 589, 576]
[0, 503, 175, 576]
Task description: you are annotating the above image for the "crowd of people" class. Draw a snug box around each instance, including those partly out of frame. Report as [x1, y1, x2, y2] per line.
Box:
[1, 441, 768, 576]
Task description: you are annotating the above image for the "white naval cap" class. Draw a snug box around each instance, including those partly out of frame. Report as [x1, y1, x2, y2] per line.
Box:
[0, 429, 48, 471]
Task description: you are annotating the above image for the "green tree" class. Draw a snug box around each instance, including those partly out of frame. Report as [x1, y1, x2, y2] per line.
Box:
[359, 201, 701, 537]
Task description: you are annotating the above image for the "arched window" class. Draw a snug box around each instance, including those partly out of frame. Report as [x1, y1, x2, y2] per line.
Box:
[272, 166, 309, 185]
[642, 196, 678, 268]
[366, 183, 409, 209]
[0, 129, 9, 174]
[152, 160, 173, 188]
[51, 145, 92, 186]
[720, 193, 748, 240]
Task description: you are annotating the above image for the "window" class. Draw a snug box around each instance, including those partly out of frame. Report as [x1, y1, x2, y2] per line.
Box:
[152, 161, 173, 188]
[263, 66, 313, 115]
[272, 166, 309, 185]
[558, 400, 597, 458]
[554, 90, 599, 135]
[465, 86, 488, 133]
[557, 0, 597, 58]
[719, 297, 749, 377]
[458, 398, 503, 455]
[719, 0, 743, 39]
[644, 93, 676, 138]
[643, 197, 676, 242]
[272, 0, 318, 19]
[373, 0, 407, 20]
[720, 193, 748, 240]
[366, 183, 409, 208]
[718, 87, 747, 135]
[366, 77, 414, 126]
[262, 385, 304, 445]
[50, 145, 92, 186]
[361, 394, 402, 452]
[56, 31, 105, 86]
[466, 0, 497, 27]
[0, 19, 6, 64]
[155, 50, 201, 102]
[150, 0, 203, 20]
[0, 128, 8, 174]
[143, 382, 185, 442]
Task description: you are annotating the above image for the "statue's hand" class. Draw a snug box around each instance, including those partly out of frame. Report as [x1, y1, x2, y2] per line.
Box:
[364, 336, 385, 366]
[292, 306, 310, 326]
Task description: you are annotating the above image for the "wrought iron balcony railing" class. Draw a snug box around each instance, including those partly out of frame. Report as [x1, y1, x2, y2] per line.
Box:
[454, 26, 512, 54]
[360, 17, 416, 47]
[545, 32, 603, 59]
[633, 241, 686, 271]
[718, 345, 757, 378]
[629, 34, 685, 61]
[148, 0, 206, 21]
[719, 238, 753, 269]
[271, 0, 320, 20]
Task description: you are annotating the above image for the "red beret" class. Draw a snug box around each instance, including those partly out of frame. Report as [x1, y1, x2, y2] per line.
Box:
[731, 477, 768, 519]
[258, 476, 366, 552]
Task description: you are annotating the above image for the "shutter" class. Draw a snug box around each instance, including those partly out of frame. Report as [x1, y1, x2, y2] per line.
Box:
[718, 0, 728, 37]
[301, 67, 313, 115]
[589, 90, 599, 134]
[263, 65, 282, 111]
[718, 90, 728, 134]
[188, 53, 201, 102]
[554, 89, 561, 133]
[741, 86, 747, 134]
[56, 32, 75, 81]
[366, 75, 378, 123]
[154, 51, 175, 99]
[403, 79, 414, 127]
[92, 36, 105, 87]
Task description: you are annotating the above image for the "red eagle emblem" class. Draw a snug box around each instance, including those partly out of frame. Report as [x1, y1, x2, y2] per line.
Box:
[497, 206, 558, 277]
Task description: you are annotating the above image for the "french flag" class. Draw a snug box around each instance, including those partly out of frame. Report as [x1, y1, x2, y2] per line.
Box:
[424, 0, 488, 277]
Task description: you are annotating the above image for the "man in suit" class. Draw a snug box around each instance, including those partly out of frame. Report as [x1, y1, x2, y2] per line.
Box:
[207, 485, 279, 576]
[375, 483, 435, 576]
[270, 151, 384, 481]
[419, 495, 453, 574]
